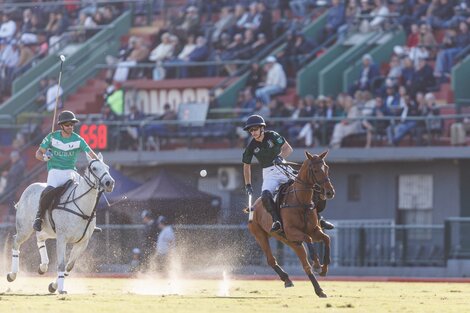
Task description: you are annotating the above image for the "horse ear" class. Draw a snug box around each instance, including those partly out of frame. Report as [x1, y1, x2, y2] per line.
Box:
[319, 150, 329, 159]
[305, 151, 313, 160]
[97, 152, 103, 161]
[86, 152, 93, 163]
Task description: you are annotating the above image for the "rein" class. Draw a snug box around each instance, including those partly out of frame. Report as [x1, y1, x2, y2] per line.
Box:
[277, 159, 330, 211]
[53, 159, 107, 243]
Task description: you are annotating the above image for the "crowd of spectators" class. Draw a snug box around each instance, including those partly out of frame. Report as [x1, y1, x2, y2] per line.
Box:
[0, 2, 122, 102]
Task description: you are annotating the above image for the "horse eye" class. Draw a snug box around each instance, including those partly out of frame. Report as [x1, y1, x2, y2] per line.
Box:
[92, 167, 97, 171]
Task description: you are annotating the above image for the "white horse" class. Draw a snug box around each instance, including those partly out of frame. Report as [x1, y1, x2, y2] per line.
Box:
[7, 153, 115, 294]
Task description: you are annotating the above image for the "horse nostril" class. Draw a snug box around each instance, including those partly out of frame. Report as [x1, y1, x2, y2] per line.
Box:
[105, 181, 110, 187]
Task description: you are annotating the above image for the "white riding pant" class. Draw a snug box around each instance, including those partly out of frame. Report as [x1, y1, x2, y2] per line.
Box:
[262, 165, 292, 194]
[47, 169, 79, 187]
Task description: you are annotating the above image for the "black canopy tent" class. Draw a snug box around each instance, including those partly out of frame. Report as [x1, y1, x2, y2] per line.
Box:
[122, 170, 221, 224]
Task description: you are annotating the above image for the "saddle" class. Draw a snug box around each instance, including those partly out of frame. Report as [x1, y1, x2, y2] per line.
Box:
[47, 180, 75, 213]
[274, 179, 294, 217]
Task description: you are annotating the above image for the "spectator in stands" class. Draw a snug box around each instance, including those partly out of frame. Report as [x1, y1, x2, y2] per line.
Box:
[349, 54, 380, 95]
[388, 95, 422, 145]
[421, 92, 443, 141]
[149, 32, 176, 80]
[122, 105, 145, 150]
[396, 0, 414, 33]
[320, 0, 346, 43]
[4, 150, 25, 218]
[228, 4, 250, 36]
[426, 0, 455, 29]
[0, 12, 16, 44]
[174, 6, 200, 41]
[20, 12, 45, 45]
[45, 10, 69, 55]
[0, 170, 7, 197]
[0, 39, 20, 97]
[411, 57, 435, 95]
[357, 0, 374, 33]
[407, 24, 420, 47]
[278, 30, 317, 75]
[255, 2, 272, 41]
[145, 103, 178, 150]
[237, 88, 257, 118]
[366, 96, 391, 146]
[434, 21, 470, 80]
[140, 209, 159, 272]
[45, 77, 63, 112]
[401, 57, 416, 91]
[246, 62, 264, 95]
[255, 56, 287, 105]
[35, 78, 49, 108]
[369, 0, 390, 31]
[220, 33, 245, 74]
[177, 36, 209, 78]
[386, 55, 403, 88]
[293, 95, 318, 147]
[211, 6, 236, 43]
[155, 215, 175, 275]
[329, 95, 364, 148]
[338, 0, 360, 41]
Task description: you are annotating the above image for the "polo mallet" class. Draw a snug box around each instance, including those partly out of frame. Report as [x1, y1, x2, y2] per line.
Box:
[103, 194, 128, 207]
[51, 55, 66, 133]
[248, 193, 254, 221]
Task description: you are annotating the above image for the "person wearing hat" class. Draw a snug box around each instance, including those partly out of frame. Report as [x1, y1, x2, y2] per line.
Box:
[255, 56, 286, 105]
[155, 215, 175, 275]
[242, 114, 293, 233]
[140, 209, 159, 271]
[32, 110, 100, 232]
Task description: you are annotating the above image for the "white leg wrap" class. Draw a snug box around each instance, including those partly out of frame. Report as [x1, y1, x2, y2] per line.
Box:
[12, 249, 19, 273]
[37, 242, 49, 265]
[57, 272, 65, 292]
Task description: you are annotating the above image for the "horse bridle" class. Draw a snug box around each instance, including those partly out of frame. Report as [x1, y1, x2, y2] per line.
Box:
[84, 159, 111, 191]
[277, 158, 331, 192]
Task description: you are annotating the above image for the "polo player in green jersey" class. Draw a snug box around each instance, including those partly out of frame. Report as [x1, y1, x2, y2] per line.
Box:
[242, 115, 334, 233]
[33, 110, 100, 232]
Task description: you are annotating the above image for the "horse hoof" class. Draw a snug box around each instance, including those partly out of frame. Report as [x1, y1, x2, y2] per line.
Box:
[284, 280, 294, 288]
[38, 264, 48, 275]
[7, 273, 16, 282]
[319, 271, 327, 277]
[316, 290, 327, 298]
[48, 282, 57, 293]
[59, 290, 68, 295]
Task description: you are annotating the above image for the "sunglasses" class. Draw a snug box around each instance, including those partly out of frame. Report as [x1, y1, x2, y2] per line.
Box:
[248, 127, 260, 133]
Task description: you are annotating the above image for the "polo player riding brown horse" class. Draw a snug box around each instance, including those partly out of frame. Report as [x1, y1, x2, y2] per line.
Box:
[247, 150, 335, 298]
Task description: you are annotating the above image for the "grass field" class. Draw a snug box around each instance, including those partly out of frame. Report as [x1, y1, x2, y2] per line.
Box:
[0, 276, 468, 312]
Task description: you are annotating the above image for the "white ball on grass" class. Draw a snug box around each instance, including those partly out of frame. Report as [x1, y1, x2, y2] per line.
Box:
[200, 169, 207, 177]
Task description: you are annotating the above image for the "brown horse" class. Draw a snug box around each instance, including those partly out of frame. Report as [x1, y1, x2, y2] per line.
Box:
[247, 150, 335, 298]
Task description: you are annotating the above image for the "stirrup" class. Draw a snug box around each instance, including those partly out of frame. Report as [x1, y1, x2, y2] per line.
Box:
[320, 219, 335, 230]
[33, 218, 43, 232]
[93, 227, 103, 233]
[270, 221, 282, 233]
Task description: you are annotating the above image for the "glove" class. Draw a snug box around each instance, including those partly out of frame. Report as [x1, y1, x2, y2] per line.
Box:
[273, 155, 285, 165]
[245, 184, 253, 196]
[43, 149, 53, 162]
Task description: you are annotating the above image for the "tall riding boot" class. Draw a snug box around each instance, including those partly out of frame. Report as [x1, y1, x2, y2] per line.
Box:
[318, 213, 335, 230]
[262, 190, 282, 233]
[33, 186, 55, 232]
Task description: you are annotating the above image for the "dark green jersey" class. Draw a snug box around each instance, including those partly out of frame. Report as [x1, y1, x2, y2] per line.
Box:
[242, 130, 285, 168]
[40, 131, 91, 171]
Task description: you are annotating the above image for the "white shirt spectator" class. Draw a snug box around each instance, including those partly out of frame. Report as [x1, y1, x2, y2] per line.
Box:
[0, 19, 16, 41]
[156, 225, 175, 255]
[46, 83, 63, 112]
[0, 43, 19, 67]
[177, 43, 196, 60]
[266, 62, 287, 89]
[149, 33, 175, 62]
[370, 2, 390, 29]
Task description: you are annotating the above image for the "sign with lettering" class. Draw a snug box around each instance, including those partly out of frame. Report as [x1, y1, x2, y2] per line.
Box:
[122, 78, 224, 115]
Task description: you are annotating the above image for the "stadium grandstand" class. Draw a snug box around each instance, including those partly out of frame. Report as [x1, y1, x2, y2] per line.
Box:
[1, 0, 470, 279]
